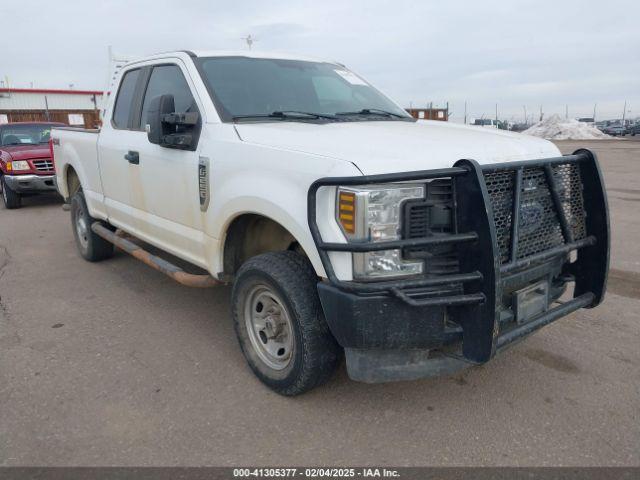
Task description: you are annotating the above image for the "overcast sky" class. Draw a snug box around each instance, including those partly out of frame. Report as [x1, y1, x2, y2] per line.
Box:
[2, 0, 638, 123]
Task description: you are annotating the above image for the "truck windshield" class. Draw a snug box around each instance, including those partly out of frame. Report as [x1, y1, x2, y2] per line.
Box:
[197, 57, 413, 123]
[0, 124, 53, 146]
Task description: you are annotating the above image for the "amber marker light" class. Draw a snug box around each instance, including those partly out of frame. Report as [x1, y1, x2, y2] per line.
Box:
[338, 191, 356, 234]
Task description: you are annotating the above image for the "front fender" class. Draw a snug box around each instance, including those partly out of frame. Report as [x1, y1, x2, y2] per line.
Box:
[205, 142, 362, 278]
[214, 196, 325, 277]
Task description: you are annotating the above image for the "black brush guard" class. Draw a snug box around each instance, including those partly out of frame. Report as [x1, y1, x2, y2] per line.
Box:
[308, 149, 609, 364]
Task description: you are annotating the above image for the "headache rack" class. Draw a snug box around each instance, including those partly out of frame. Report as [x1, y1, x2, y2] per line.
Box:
[307, 149, 609, 363]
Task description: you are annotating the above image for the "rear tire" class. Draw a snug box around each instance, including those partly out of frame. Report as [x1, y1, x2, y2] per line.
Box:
[1, 175, 22, 209]
[232, 251, 342, 396]
[70, 191, 114, 262]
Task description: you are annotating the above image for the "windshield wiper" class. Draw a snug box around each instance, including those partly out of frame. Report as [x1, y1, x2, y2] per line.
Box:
[233, 111, 337, 121]
[336, 108, 407, 119]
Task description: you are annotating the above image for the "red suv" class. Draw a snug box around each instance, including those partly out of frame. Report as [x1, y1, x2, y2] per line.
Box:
[0, 122, 64, 209]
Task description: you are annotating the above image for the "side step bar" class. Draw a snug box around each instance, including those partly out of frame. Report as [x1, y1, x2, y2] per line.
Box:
[91, 222, 222, 288]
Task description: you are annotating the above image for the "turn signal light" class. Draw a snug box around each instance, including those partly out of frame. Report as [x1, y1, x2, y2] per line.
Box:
[338, 191, 356, 234]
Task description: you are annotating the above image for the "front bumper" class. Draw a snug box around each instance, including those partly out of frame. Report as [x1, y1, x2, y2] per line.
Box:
[308, 150, 609, 382]
[4, 174, 57, 193]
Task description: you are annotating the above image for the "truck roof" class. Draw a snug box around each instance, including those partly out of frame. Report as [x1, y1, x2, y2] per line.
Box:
[124, 50, 337, 67]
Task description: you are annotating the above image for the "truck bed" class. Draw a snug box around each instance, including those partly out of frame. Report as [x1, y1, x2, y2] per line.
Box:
[51, 126, 105, 217]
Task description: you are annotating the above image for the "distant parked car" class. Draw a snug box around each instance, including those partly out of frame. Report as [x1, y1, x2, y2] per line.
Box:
[0, 122, 64, 208]
[472, 119, 508, 130]
[601, 124, 626, 136]
[625, 123, 640, 136]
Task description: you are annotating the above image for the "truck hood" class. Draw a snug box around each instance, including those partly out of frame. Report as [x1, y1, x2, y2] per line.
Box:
[234, 120, 560, 175]
[1, 144, 50, 161]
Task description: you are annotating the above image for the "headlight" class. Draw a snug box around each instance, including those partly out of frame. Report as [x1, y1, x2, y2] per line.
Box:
[7, 160, 30, 171]
[337, 184, 425, 280]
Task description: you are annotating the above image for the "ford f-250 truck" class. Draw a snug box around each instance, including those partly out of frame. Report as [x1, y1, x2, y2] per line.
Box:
[1, 122, 63, 209]
[52, 51, 609, 395]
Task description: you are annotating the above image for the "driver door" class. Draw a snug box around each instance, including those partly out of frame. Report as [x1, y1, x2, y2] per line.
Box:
[124, 62, 206, 267]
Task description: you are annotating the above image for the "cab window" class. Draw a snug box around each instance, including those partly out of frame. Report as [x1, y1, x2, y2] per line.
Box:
[140, 65, 197, 129]
[112, 69, 140, 129]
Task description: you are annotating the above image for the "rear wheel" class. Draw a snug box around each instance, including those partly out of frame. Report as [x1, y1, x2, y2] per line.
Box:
[232, 251, 342, 396]
[1, 175, 22, 209]
[70, 191, 114, 262]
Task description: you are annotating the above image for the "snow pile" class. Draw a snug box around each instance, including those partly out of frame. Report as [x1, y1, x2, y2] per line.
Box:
[522, 115, 612, 140]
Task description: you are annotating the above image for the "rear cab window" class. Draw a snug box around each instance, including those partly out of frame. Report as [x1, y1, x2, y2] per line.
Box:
[112, 69, 141, 129]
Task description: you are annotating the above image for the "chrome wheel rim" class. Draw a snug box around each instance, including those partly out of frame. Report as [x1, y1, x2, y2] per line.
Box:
[75, 208, 89, 250]
[244, 284, 294, 370]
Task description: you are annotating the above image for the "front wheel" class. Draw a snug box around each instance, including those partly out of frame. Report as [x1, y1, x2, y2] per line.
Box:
[232, 251, 342, 396]
[70, 191, 114, 262]
[1, 175, 22, 209]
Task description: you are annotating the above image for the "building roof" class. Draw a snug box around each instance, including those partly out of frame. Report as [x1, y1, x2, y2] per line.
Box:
[0, 88, 103, 96]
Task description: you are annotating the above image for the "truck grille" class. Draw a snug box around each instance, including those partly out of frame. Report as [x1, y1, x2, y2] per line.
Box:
[32, 159, 54, 172]
[403, 178, 459, 275]
[484, 163, 587, 264]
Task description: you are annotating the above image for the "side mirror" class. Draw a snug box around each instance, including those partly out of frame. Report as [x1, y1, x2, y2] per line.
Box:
[146, 94, 200, 150]
[146, 94, 174, 145]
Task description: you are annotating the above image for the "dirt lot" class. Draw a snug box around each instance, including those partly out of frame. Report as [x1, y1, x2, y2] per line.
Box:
[0, 139, 638, 466]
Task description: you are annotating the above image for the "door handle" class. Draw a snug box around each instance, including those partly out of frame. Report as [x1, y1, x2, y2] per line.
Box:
[124, 151, 139, 165]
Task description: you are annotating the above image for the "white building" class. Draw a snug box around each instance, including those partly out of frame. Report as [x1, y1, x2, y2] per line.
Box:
[0, 88, 103, 128]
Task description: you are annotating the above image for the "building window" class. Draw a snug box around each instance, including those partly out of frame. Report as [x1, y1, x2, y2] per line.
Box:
[68, 114, 84, 126]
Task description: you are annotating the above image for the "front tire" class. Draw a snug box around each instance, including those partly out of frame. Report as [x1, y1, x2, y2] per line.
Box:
[1, 175, 22, 209]
[232, 251, 342, 396]
[70, 191, 114, 262]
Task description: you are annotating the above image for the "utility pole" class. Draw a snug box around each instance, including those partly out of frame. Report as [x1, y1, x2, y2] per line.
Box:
[44, 96, 50, 121]
[464, 101, 467, 125]
[523, 105, 527, 126]
[622, 100, 627, 123]
[539, 104, 543, 122]
[495, 103, 498, 128]
[593, 103, 597, 122]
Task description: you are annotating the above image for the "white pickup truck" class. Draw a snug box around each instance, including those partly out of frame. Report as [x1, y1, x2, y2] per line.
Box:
[52, 50, 609, 395]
